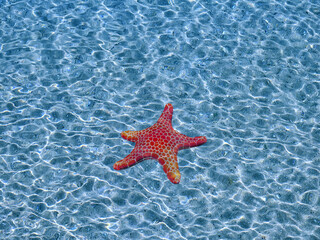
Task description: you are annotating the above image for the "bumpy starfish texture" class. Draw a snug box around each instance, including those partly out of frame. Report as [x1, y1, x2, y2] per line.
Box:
[114, 103, 207, 184]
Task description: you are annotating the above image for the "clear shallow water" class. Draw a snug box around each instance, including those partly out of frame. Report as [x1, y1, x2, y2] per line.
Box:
[0, 0, 320, 239]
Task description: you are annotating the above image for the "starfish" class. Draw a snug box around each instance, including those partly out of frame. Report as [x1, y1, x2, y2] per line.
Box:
[113, 103, 207, 184]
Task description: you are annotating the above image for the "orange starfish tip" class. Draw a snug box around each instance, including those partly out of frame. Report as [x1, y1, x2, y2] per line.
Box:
[167, 171, 181, 184]
[121, 130, 138, 142]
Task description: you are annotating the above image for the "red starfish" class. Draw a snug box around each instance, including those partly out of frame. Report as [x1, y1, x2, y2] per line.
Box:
[113, 103, 207, 184]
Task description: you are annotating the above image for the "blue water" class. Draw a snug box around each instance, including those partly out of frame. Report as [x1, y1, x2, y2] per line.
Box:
[0, 0, 320, 239]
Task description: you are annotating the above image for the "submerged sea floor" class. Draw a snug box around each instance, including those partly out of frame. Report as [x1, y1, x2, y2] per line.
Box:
[0, 0, 320, 239]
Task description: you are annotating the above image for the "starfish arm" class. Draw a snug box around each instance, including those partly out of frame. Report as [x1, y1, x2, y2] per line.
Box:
[158, 155, 181, 184]
[156, 103, 174, 128]
[177, 135, 207, 150]
[121, 130, 139, 142]
[113, 148, 144, 170]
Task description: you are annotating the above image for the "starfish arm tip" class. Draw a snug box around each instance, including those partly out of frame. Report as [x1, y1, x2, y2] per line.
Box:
[158, 103, 174, 125]
[191, 136, 207, 146]
[113, 153, 140, 170]
[198, 136, 207, 144]
[167, 171, 181, 184]
[179, 136, 207, 149]
[163, 160, 181, 184]
[165, 103, 173, 113]
[121, 130, 138, 142]
[114, 160, 128, 170]
[113, 162, 121, 170]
